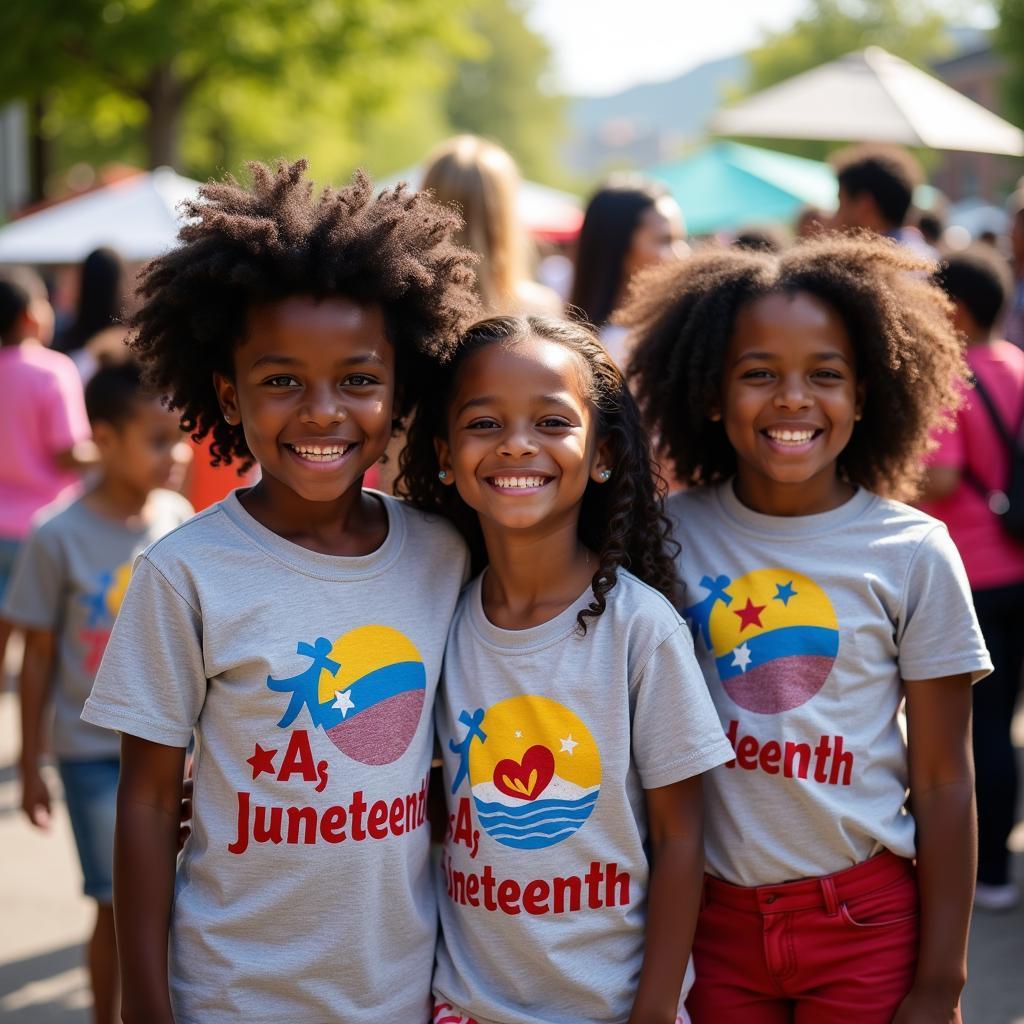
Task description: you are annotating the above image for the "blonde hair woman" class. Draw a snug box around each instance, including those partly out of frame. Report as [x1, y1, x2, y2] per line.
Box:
[422, 136, 562, 316]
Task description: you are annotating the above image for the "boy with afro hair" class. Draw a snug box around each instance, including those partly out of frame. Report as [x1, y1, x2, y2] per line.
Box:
[83, 160, 479, 1024]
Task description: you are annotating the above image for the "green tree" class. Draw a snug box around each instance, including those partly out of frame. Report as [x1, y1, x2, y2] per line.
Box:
[444, 0, 565, 184]
[995, 0, 1024, 129]
[0, 0, 475, 187]
[746, 0, 954, 93]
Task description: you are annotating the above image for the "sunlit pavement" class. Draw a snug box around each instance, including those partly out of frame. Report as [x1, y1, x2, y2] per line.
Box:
[1, 677, 1021, 1023]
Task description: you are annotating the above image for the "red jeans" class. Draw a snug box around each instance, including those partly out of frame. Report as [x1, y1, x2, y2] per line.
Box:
[687, 852, 920, 1023]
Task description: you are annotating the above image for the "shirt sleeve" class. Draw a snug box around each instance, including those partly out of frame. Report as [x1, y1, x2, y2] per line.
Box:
[1, 524, 64, 630]
[81, 555, 206, 746]
[41, 361, 90, 454]
[897, 525, 992, 683]
[631, 624, 734, 790]
[924, 417, 965, 470]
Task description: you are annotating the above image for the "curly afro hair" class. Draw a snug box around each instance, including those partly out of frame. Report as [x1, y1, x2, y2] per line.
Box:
[131, 159, 479, 470]
[622, 234, 967, 501]
[397, 315, 679, 632]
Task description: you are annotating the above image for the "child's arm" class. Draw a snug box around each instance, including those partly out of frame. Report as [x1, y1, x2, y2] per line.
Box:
[629, 775, 704, 1024]
[893, 673, 975, 1024]
[116, 733, 187, 1024]
[18, 626, 57, 828]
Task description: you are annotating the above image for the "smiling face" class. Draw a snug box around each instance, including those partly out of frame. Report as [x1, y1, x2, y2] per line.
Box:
[96, 397, 191, 498]
[214, 296, 395, 506]
[719, 291, 863, 515]
[436, 336, 609, 535]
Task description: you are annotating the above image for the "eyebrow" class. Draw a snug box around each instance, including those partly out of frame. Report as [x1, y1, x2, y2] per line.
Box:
[250, 352, 388, 370]
[735, 350, 851, 365]
[455, 393, 579, 417]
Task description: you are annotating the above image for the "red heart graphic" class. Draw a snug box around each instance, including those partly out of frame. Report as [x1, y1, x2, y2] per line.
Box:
[493, 745, 555, 802]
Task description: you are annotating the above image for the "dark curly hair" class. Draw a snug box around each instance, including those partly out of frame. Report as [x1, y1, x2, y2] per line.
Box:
[622, 234, 967, 501]
[397, 315, 679, 632]
[130, 159, 479, 470]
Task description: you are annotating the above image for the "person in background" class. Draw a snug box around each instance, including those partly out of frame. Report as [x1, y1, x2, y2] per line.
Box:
[732, 226, 788, 254]
[569, 176, 687, 368]
[56, 248, 130, 381]
[422, 135, 561, 318]
[919, 247, 1024, 912]
[831, 144, 937, 259]
[794, 205, 827, 239]
[0, 268, 95, 601]
[2, 359, 192, 1024]
[1005, 193, 1024, 348]
[917, 212, 945, 253]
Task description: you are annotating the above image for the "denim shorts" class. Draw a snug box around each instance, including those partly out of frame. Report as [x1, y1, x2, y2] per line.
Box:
[57, 758, 119, 903]
[0, 535, 20, 601]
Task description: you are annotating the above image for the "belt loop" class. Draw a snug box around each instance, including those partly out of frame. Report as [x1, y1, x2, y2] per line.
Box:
[821, 875, 839, 917]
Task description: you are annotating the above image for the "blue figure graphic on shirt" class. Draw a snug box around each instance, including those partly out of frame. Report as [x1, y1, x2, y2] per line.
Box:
[449, 708, 487, 793]
[267, 637, 341, 730]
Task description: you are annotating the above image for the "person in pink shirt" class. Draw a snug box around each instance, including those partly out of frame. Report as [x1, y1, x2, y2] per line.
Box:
[0, 268, 95, 600]
[920, 246, 1024, 912]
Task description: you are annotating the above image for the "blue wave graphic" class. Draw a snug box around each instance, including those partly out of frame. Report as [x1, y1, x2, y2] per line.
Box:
[717, 625, 838, 681]
[473, 789, 598, 849]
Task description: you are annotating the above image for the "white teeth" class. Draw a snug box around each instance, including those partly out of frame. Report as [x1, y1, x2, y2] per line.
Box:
[766, 429, 815, 444]
[290, 444, 351, 461]
[492, 476, 548, 490]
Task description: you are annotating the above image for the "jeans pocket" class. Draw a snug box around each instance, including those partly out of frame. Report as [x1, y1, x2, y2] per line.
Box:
[840, 878, 918, 928]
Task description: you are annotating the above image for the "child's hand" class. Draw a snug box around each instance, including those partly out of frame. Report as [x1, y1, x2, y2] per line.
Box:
[891, 987, 962, 1024]
[20, 765, 51, 829]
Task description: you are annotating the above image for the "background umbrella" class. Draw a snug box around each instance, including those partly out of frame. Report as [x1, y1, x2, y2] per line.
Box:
[711, 47, 1024, 156]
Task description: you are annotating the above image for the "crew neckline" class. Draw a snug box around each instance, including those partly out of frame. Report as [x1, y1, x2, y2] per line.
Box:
[218, 487, 405, 581]
[715, 478, 876, 538]
[466, 571, 596, 653]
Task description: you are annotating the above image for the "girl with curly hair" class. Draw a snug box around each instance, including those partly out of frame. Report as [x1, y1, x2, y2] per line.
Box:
[399, 314, 733, 1024]
[623, 236, 992, 1024]
[81, 159, 479, 1024]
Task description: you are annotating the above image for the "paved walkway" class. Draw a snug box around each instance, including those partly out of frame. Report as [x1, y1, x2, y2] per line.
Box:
[1, 684, 1021, 1023]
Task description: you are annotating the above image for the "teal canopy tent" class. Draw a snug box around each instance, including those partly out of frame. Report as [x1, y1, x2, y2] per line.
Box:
[648, 141, 837, 235]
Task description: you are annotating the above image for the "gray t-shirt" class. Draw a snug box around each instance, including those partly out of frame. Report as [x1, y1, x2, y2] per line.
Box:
[2, 489, 192, 760]
[82, 490, 469, 1024]
[667, 482, 992, 887]
[433, 571, 733, 1024]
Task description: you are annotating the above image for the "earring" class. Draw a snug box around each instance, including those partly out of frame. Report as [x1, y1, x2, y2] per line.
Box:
[223, 413, 233, 424]
[438, 470, 448, 481]
[599, 469, 611, 481]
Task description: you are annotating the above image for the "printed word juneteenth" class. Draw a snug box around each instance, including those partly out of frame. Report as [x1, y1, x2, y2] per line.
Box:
[227, 769, 430, 854]
[725, 719, 853, 786]
[441, 850, 631, 916]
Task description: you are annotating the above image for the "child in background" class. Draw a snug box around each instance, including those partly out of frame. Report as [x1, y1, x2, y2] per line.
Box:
[624, 237, 991, 1024]
[0, 268, 94, 598]
[82, 160, 477, 1024]
[919, 247, 1024, 911]
[400, 315, 732, 1024]
[2, 359, 192, 1024]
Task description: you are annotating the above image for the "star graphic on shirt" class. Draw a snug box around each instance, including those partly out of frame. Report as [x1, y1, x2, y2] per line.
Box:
[332, 689, 355, 718]
[514, 730, 523, 739]
[560, 734, 579, 755]
[246, 743, 278, 780]
[773, 581, 797, 606]
[731, 644, 753, 673]
[733, 597, 766, 631]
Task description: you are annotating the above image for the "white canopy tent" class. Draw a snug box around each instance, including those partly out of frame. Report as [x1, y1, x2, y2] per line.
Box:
[711, 47, 1024, 156]
[0, 168, 200, 264]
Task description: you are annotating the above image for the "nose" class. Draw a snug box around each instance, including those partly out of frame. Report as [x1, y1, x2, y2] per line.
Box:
[774, 374, 812, 411]
[498, 423, 538, 458]
[300, 382, 345, 426]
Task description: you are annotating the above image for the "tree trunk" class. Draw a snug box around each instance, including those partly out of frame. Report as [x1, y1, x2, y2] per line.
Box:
[143, 63, 184, 169]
